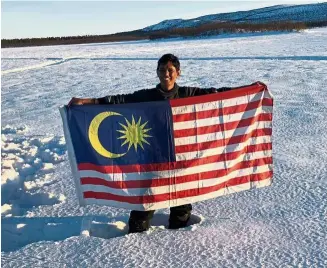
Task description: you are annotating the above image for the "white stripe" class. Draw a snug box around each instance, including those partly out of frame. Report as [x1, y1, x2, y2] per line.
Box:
[174, 120, 272, 146]
[81, 165, 271, 197]
[82, 178, 272, 210]
[172, 91, 266, 115]
[173, 105, 272, 130]
[79, 149, 272, 181]
[83, 198, 170, 211]
[176, 135, 271, 161]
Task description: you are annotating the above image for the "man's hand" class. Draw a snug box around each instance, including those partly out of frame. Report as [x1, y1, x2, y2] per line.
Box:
[68, 97, 97, 106]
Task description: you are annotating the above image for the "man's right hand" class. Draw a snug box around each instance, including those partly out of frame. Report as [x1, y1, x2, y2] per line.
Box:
[68, 97, 96, 106]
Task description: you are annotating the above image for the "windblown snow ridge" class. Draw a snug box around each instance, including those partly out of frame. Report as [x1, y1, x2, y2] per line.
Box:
[1, 125, 67, 217]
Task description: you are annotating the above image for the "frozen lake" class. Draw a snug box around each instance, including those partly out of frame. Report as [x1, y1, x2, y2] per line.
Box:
[2, 29, 327, 267]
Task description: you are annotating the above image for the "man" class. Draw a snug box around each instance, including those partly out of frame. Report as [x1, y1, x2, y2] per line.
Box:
[69, 53, 232, 233]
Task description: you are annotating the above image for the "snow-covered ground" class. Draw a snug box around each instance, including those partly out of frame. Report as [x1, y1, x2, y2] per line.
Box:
[1, 29, 327, 267]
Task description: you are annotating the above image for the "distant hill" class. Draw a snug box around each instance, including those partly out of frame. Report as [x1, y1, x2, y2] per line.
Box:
[2, 2, 327, 48]
[142, 3, 327, 31]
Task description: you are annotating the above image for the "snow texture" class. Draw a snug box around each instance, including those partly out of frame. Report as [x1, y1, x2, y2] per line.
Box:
[1, 28, 327, 267]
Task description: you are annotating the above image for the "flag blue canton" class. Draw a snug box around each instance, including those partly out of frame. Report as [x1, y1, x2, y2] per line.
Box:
[67, 101, 176, 166]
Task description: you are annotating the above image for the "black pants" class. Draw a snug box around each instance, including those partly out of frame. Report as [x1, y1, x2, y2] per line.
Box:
[128, 204, 192, 232]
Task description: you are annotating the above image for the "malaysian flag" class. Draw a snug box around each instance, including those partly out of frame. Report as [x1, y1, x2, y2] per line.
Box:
[60, 82, 273, 210]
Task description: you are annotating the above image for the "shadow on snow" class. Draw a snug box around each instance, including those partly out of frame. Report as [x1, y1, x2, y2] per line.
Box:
[1, 214, 202, 252]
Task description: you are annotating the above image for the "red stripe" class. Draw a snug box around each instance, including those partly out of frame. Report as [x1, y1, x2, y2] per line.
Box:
[78, 142, 272, 173]
[176, 128, 271, 154]
[83, 171, 272, 204]
[81, 157, 272, 189]
[173, 98, 272, 123]
[174, 113, 272, 138]
[170, 82, 267, 107]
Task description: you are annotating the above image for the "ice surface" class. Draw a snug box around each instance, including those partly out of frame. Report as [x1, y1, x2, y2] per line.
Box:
[1, 29, 327, 267]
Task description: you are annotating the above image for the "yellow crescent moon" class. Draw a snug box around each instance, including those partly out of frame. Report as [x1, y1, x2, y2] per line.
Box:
[88, 111, 127, 158]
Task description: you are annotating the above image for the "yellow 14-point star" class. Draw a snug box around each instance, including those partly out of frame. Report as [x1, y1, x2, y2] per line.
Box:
[117, 115, 152, 152]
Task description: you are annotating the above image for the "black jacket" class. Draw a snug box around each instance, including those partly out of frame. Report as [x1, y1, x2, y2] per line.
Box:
[98, 83, 232, 104]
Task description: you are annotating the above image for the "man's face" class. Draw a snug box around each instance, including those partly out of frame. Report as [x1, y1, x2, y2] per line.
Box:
[157, 61, 180, 91]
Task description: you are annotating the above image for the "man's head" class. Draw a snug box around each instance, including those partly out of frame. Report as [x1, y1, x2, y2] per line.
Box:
[156, 54, 181, 91]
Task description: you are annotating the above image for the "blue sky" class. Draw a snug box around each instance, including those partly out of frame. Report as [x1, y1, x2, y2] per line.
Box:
[1, 0, 321, 39]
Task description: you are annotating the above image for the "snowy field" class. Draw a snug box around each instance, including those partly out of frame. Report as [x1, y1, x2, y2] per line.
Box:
[1, 28, 327, 267]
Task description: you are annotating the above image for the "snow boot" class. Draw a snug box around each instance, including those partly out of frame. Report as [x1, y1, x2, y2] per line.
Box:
[128, 210, 154, 233]
[168, 204, 192, 229]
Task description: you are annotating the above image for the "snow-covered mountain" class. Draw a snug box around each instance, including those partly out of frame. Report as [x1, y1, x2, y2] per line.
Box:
[143, 3, 327, 31]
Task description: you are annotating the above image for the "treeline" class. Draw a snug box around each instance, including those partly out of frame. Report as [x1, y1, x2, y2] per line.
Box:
[1, 30, 148, 48]
[2, 20, 327, 48]
[148, 21, 309, 40]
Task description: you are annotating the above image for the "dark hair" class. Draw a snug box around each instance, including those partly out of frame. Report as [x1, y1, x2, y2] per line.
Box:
[157, 54, 180, 71]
